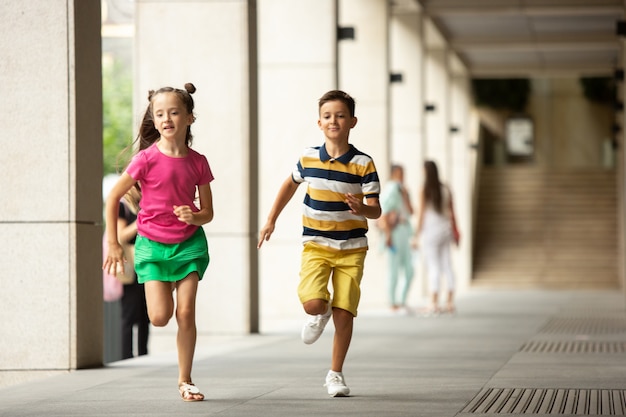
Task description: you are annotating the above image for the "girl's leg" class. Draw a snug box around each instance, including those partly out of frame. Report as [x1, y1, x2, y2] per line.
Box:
[440, 243, 456, 311]
[174, 273, 204, 401]
[388, 249, 400, 308]
[398, 241, 414, 306]
[144, 280, 175, 327]
[331, 308, 354, 372]
[175, 273, 200, 387]
[422, 243, 440, 311]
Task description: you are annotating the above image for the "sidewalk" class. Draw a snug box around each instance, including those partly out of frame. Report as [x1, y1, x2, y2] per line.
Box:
[0, 289, 625, 417]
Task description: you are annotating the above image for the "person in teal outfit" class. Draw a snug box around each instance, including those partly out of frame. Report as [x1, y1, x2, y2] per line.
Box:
[379, 164, 414, 313]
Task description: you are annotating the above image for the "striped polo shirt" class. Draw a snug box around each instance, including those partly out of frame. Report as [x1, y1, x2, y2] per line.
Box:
[292, 144, 380, 252]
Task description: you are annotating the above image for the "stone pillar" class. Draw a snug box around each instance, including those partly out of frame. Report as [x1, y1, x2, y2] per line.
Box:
[257, 0, 338, 326]
[613, 36, 626, 295]
[337, 0, 390, 310]
[135, 0, 258, 333]
[423, 20, 451, 178]
[0, 0, 103, 385]
[389, 6, 424, 199]
[338, 0, 389, 169]
[449, 56, 473, 291]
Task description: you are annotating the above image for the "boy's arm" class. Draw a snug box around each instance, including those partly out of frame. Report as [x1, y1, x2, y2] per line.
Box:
[345, 194, 382, 219]
[257, 176, 300, 248]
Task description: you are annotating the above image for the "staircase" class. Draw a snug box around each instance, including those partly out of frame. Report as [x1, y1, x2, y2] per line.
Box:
[473, 167, 619, 288]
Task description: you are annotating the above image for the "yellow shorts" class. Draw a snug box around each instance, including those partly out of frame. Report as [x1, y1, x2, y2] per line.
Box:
[297, 243, 367, 317]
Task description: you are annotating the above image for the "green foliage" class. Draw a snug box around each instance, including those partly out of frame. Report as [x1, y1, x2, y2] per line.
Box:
[102, 57, 133, 175]
[579, 77, 615, 105]
[471, 78, 531, 112]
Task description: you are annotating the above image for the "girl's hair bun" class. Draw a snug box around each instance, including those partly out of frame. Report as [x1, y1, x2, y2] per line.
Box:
[184, 83, 196, 94]
[147, 89, 155, 101]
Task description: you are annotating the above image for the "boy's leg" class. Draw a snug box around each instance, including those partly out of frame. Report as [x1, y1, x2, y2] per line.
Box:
[303, 299, 330, 315]
[322, 251, 365, 396]
[299, 245, 333, 344]
[330, 308, 354, 372]
[301, 298, 333, 344]
[324, 309, 353, 397]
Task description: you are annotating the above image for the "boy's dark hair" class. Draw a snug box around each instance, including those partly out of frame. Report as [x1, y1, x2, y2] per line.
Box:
[318, 90, 356, 118]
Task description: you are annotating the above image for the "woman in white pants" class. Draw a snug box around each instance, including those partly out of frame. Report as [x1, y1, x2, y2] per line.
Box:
[416, 161, 459, 314]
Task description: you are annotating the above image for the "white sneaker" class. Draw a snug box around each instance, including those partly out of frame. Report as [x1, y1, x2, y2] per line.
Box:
[301, 303, 332, 344]
[324, 370, 350, 397]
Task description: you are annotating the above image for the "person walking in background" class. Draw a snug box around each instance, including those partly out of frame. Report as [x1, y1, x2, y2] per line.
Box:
[258, 90, 381, 397]
[379, 164, 414, 314]
[117, 188, 150, 359]
[415, 160, 459, 315]
[103, 83, 214, 402]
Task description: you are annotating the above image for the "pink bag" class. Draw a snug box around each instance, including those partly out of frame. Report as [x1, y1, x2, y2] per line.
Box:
[102, 234, 123, 302]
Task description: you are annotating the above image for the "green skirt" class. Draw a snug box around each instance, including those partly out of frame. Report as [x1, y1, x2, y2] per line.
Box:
[134, 227, 210, 283]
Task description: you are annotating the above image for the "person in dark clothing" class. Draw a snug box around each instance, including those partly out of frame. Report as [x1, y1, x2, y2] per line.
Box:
[117, 191, 150, 359]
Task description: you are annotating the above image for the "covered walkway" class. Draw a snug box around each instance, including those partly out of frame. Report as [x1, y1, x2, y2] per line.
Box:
[1, 289, 625, 416]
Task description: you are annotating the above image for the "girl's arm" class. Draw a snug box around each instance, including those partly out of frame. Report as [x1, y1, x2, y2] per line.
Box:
[257, 176, 300, 248]
[174, 183, 214, 226]
[415, 191, 425, 236]
[402, 186, 414, 215]
[103, 173, 137, 275]
[448, 189, 460, 245]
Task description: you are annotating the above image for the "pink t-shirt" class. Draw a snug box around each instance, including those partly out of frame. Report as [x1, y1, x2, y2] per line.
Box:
[126, 143, 214, 244]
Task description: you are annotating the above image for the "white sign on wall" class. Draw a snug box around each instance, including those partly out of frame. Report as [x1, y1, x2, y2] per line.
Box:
[506, 117, 534, 156]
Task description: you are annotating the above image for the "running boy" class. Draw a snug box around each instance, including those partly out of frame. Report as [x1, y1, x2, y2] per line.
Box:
[257, 90, 381, 397]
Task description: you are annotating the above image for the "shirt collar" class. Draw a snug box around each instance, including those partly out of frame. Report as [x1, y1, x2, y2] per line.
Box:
[319, 144, 356, 164]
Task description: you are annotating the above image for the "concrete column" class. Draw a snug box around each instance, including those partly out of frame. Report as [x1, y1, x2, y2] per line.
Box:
[257, 0, 337, 327]
[337, 0, 390, 310]
[135, 0, 257, 333]
[389, 6, 424, 196]
[423, 18, 450, 177]
[614, 37, 626, 295]
[338, 0, 389, 170]
[0, 0, 103, 384]
[449, 56, 473, 291]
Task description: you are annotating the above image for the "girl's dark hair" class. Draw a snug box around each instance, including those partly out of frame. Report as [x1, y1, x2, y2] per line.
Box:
[121, 83, 197, 197]
[138, 82, 197, 151]
[318, 90, 356, 117]
[423, 160, 442, 213]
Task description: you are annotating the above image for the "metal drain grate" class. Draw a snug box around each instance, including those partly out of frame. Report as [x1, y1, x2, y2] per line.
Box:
[520, 340, 626, 353]
[461, 388, 626, 414]
[540, 318, 626, 335]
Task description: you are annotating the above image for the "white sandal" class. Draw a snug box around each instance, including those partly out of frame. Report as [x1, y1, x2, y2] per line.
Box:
[179, 381, 204, 402]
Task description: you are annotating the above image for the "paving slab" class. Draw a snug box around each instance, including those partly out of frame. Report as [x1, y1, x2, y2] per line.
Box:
[0, 289, 624, 417]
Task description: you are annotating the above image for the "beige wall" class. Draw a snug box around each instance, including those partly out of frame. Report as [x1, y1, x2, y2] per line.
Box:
[0, 0, 103, 385]
[257, 0, 338, 327]
[531, 78, 614, 170]
[135, 0, 257, 334]
[484, 78, 614, 170]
